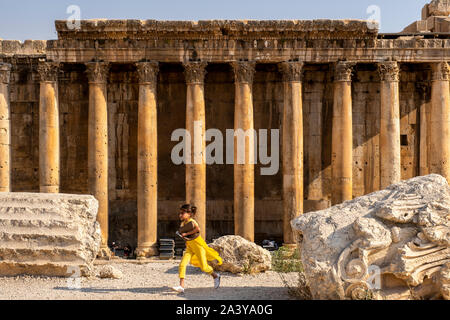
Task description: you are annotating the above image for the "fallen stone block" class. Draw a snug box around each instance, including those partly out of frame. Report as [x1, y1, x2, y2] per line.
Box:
[98, 265, 123, 279]
[209, 235, 271, 274]
[0, 192, 101, 277]
[291, 174, 450, 300]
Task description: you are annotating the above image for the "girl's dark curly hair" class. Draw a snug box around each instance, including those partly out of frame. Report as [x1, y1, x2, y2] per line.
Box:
[180, 204, 197, 216]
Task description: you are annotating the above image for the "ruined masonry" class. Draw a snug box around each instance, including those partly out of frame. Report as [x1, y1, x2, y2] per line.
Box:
[0, 193, 101, 277]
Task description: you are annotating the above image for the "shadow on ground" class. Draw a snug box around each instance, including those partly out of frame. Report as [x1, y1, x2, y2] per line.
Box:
[53, 285, 294, 300]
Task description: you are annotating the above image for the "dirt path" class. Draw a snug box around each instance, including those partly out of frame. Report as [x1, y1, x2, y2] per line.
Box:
[0, 260, 298, 300]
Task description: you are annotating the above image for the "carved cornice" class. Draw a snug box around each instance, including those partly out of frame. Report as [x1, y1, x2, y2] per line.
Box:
[378, 61, 400, 82]
[183, 61, 207, 85]
[231, 61, 256, 84]
[334, 61, 356, 82]
[85, 61, 110, 84]
[37, 61, 60, 82]
[136, 61, 159, 85]
[279, 61, 304, 82]
[431, 62, 450, 81]
[0, 63, 12, 84]
[54, 19, 379, 41]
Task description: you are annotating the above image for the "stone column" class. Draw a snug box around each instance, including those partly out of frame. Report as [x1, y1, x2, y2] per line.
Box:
[0, 63, 11, 192]
[279, 61, 304, 247]
[416, 82, 430, 176]
[232, 61, 255, 242]
[184, 61, 207, 239]
[135, 61, 159, 258]
[430, 62, 450, 183]
[332, 62, 355, 205]
[378, 61, 401, 189]
[37, 61, 60, 194]
[86, 62, 111, 258]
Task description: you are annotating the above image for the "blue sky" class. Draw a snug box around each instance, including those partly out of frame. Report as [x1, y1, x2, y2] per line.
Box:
[0, 0, 428, 41]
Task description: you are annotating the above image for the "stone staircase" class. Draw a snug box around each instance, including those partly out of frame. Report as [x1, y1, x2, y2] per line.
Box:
[0, 193, 101, 277]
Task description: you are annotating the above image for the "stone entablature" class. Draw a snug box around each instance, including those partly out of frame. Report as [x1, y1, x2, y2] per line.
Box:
[54, 19, 378, 40]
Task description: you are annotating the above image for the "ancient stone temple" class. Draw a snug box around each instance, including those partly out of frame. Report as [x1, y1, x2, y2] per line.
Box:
[0, 1, 449, 257]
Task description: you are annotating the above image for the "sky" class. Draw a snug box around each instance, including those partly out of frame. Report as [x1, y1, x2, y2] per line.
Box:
[0, 0, 429, 41]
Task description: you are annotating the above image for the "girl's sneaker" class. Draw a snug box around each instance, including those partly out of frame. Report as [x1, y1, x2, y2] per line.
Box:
[171, 286, 185, 293]
[214, 273, 221, 289]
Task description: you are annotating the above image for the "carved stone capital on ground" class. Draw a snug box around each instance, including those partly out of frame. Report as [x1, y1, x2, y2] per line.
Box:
[334, 61, 356, 82]
[37, 61, 60, 82]
[378, 61, 400, 82]
[85, 61, 110, 84]
[432, 62, 450, 81]
[279, 61, 304, 82]
[0, 63, 12, 84]
[231, 61, 256, 84]
[183, 61, 207, 85]
[136, 61, 159, 86]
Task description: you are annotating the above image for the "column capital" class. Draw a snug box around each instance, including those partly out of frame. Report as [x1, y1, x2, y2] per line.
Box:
[85, 61, 110, 84]
[183, 61, 207, 85]
[0, 63, 11, 84]
[136, 61, 159, 85]
[378, 61, 400, 82]
[231, 61, 256, 84]
[431, 61, 450, 81]
[334, 61, 356, 82]
[279, 61, 304, 82]
[37, 61, 60, 82]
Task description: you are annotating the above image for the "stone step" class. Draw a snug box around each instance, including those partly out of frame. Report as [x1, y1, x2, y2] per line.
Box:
[0, 231, 82, 248]
[0, 209, 71, 222]
[0, 260, 89, 277]
[0, 248, 86, 264]
[0, 218, 75, 230]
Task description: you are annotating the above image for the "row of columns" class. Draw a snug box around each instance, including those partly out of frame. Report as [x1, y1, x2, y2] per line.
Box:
[0, 60, 448, 257]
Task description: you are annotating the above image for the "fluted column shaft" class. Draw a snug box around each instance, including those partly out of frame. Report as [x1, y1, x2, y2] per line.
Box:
[332, 62, 355, 205]
[430, 62, 450, 183]
[86, 62, 110, 257]
[0, 64, 11, 192]
[232, 61, 255, 242]
[184, 62, 207, 239]
[136, 62, 159, 258]
[280, 62, 304, 245]
[37, 62, 60, 194]
[378, 61, 401, 189]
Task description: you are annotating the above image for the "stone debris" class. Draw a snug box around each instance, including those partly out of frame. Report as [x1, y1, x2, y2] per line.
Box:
[291, 174, 450, 300]
[0, 193, 101, 277]
[97, 265, 123, 279]
[209, 235, 272, 274]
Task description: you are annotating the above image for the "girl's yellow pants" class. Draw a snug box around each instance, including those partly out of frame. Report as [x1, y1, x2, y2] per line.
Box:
[179, 236, 223, 279]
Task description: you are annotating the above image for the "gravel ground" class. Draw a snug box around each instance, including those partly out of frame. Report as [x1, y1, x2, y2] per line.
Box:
[0, 260, 299, 300]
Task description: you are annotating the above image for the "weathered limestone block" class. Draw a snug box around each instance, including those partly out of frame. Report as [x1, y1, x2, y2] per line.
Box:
[209, 235, 271, 274]
[291, 174, 450, 300]
[428, 0, 450, 16]
[0, 193, 101, 277]
[98, 265, 123, 279]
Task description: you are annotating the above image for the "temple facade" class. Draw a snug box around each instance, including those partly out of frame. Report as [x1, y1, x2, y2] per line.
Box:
[0, 2, 449, 257]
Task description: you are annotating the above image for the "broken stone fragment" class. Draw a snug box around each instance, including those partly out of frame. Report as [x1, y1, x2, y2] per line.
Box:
[209, 235, 272, 274]
[98, 265, 123, 279]
[291, 174, 450, 300]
